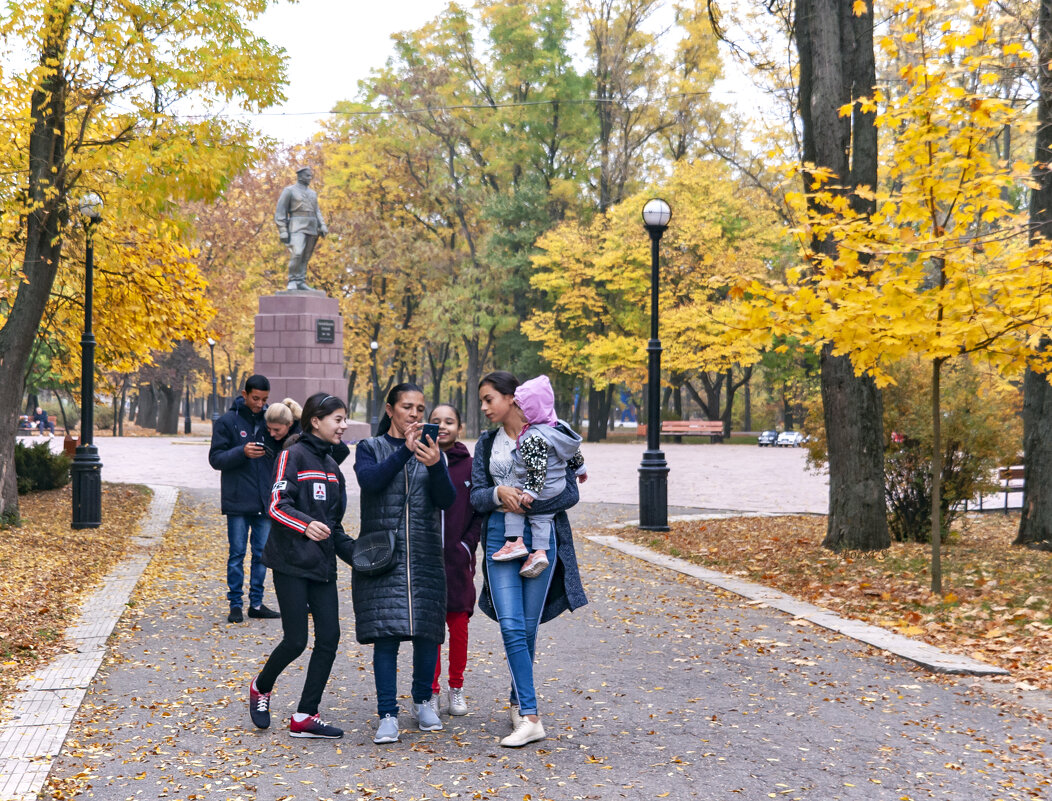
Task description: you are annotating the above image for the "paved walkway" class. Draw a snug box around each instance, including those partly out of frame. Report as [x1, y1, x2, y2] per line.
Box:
[17, 490, 1048, 800]
[3, 436, 1044, 799]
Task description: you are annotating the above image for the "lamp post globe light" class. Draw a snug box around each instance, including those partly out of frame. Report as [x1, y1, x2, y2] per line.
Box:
[207, 337, 219, 422]
[370, 340, 381, 434]
[72, 193, 104, 529]
[638, 198, 671, 531]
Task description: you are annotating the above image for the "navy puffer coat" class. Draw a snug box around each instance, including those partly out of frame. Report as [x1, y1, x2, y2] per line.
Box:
[208, 397, 272, 515]
[352, 434, 456, 644]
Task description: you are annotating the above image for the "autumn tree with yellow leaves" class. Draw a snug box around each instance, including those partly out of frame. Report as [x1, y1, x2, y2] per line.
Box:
[524, 157, 785, 430]
[0, 0, 286, 520]
[744, 0, 1052, 591]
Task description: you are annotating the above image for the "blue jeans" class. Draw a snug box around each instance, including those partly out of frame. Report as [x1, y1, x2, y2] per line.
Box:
[485, 513, 557, 716]
[226, 514, 270, 609]
[372, 637, 440, 718]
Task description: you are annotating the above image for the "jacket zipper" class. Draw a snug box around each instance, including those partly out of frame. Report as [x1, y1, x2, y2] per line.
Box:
[405, 466, 414, 635]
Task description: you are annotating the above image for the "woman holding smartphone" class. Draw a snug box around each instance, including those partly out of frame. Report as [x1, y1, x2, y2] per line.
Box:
[352, 383, 456, 745]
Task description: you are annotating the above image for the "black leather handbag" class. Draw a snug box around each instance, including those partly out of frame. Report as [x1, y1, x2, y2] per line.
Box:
[352, 464, 411, 576]
[350, 527, 397, 576]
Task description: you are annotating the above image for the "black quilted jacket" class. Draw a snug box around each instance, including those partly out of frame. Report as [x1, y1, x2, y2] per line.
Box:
[351, 435, 455, 644]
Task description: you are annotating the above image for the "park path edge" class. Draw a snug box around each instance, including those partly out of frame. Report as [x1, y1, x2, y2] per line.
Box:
[0, 485, 178, 801]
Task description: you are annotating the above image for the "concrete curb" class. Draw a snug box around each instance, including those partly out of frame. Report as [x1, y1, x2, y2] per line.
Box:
[0, 485, 178, 801]
[586, 529, 1010, 678]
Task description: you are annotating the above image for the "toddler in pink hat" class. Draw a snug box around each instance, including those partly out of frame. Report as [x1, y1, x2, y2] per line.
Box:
[492, 375, 587, 578]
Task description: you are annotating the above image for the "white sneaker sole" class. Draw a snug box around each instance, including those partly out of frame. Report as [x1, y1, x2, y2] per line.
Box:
[519, 560, 548, 578]
[492, 549, 528, 561]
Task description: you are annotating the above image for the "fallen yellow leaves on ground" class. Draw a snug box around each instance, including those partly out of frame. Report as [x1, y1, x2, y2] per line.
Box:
[620, 513, 1052, 691]
[0, 483, 150, 709]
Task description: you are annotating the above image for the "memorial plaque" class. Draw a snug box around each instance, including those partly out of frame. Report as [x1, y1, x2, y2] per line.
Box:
[316, 318, 335, 344]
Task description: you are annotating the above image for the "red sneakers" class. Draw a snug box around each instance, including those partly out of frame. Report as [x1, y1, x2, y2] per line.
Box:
[289, 714, 343, 739]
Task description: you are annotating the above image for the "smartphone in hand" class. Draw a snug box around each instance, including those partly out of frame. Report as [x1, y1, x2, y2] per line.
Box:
[421, 423, 440, 445]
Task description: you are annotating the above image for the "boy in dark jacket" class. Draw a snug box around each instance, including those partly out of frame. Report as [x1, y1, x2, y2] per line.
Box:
[208, 374, 281, 624]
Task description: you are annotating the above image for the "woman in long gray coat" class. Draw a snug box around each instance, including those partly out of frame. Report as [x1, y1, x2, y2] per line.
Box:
[352, 383, 455, 745]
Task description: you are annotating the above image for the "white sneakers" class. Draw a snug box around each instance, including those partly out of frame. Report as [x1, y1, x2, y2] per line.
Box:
[448, 687, 468, 716]
[501, 716, 545, 747]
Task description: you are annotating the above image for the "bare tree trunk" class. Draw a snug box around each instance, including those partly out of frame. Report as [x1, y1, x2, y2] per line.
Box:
[138, 383, 158, 430]
[819, 347, 889, 551]
[428, 342, 450, 406]
[586, 383, 605, 442]
[463, 337, 483, 438]
[744, 372, 752, 432]
[117, 376, 128, 437]
[346, 369, 357, 414]
[1017, 0, 1052, 550]
[155, 382, 181, 435]
[930, 359, 944, 592]
[56, 392, 71, 436]
[798, 0, 888, 551]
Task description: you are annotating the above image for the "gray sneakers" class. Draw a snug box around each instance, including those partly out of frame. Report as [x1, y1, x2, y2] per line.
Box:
[449, 687, 468, 716]
[415, 701, 443, 731]
[373, 714, 399, 744]
[427, 692, 444, 716]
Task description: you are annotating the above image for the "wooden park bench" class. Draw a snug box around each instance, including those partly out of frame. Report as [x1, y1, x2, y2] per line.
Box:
[638, 419, 725, 442]
[963, 465, 1024, 514]
[16, 414, 57, 436]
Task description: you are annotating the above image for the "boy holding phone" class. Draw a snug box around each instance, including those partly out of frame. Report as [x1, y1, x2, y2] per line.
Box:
[208, 375, 282, 624]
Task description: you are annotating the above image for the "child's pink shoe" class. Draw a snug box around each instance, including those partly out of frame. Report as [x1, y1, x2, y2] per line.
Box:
[519, 551, 549, 578]
[493, 540, 528, 561]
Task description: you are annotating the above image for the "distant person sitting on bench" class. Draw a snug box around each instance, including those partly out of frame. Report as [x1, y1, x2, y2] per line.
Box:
[32, 407, 54, 436]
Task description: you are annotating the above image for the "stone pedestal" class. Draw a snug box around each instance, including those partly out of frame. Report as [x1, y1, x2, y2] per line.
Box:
[254, 292, 346, 406]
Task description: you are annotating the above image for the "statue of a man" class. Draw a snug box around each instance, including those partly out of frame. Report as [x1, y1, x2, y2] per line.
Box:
[274, 166, 328, 291]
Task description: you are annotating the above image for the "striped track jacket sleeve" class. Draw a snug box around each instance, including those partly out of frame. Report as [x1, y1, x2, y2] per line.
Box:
[268, 449, 311, 534]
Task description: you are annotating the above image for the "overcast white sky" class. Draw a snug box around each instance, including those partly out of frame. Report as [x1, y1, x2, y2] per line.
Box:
[248, 0, 446, 142]
[247, 0, 770, 144]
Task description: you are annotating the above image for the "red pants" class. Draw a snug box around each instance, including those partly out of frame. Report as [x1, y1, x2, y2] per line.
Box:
[432, 611, 470, 692]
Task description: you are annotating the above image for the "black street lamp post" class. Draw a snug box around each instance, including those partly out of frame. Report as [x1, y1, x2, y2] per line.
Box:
[183, 381, 192, 434]
[208, 337, 219, 422]
[370, 340, 381, 434]
[72, 193, 104, 529]
[638, 198, 671, 531]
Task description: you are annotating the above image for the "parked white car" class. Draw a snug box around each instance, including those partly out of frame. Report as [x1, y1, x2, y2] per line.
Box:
[777, 430, 806, 447]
